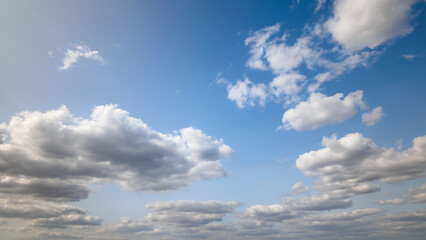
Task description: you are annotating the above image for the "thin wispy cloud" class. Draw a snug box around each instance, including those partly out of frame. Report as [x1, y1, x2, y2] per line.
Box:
[59, 44, 106, 70]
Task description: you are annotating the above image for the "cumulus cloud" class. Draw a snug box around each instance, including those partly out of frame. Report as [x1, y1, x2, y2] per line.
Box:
[296, 133, 426, 196]
[59, 44, 106, 70]
[0, 105, 232, 232]
[362, 106, 384, 126]
[326, 0, 419, 50]
[145, 200, 240, 227]
[0, 105, 232, 198]
[282, 91, 366, 131]
[291, 181, 310, 195]
[245, 23, 280, 70]
[226, 78, 267, 108]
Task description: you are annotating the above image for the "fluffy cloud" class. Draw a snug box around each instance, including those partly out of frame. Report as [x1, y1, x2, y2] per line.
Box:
[362, 106, 384, 126]
[0, 105, 232, 197]
[226, 78, 267, 108]
[282, 91, 366, 131]
[326, 0, 419, 50]
[245, 23, 280, 70]
[59, 44, 106, 70]
[145, 200, 240, 227]
[297, 133, 426, 196]
[290, 181, 310, 195]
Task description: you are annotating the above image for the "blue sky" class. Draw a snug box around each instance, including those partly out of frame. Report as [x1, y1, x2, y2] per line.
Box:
[0, 0, 426, 239]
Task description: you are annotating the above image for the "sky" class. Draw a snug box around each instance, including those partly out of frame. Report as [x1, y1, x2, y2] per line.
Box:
[0, 0, 426, 239]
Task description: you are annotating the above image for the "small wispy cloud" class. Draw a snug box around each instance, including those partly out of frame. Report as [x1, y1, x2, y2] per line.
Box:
[402, 54, 416, 61]
[59, 44, 106, 70]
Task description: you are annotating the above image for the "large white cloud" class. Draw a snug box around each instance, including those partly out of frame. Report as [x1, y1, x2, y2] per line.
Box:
[326, 0, 419, 50]
[282, 91, 366, 131]
[0, 105, 232, 197]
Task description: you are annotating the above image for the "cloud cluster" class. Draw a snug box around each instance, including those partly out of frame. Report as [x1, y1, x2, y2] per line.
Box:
[296, 133, 426, 192]
[0, 105, 232, 232]
[0, 105, 232, 197]
[223, 0, 421, 130]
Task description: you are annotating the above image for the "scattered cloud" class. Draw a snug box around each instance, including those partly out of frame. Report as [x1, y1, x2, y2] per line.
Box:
[59, 44, 106, 70]
[326, 0, 419, 50]
[296, 133, 426, 196]
[362, 106, 384, 126]
[226, 78, 267, 108]
[282, 91, 367, 131]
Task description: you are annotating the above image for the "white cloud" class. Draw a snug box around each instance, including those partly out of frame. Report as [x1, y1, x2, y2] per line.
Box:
[402, 54, 416, 61]
[362, 106, 384, 126]
[326, 0, 418, 50]
[226, 78, 267, 108]
[269, 73, 305, 101]
[282, 91, 366, 131]
[245, 23, 280, 70]
[296, 133, 426, 196]
[59, 44, 106, 70]
[0, 105, 232, 195]
[314, 0, 326, 13]
[291, 181, 310, 195]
